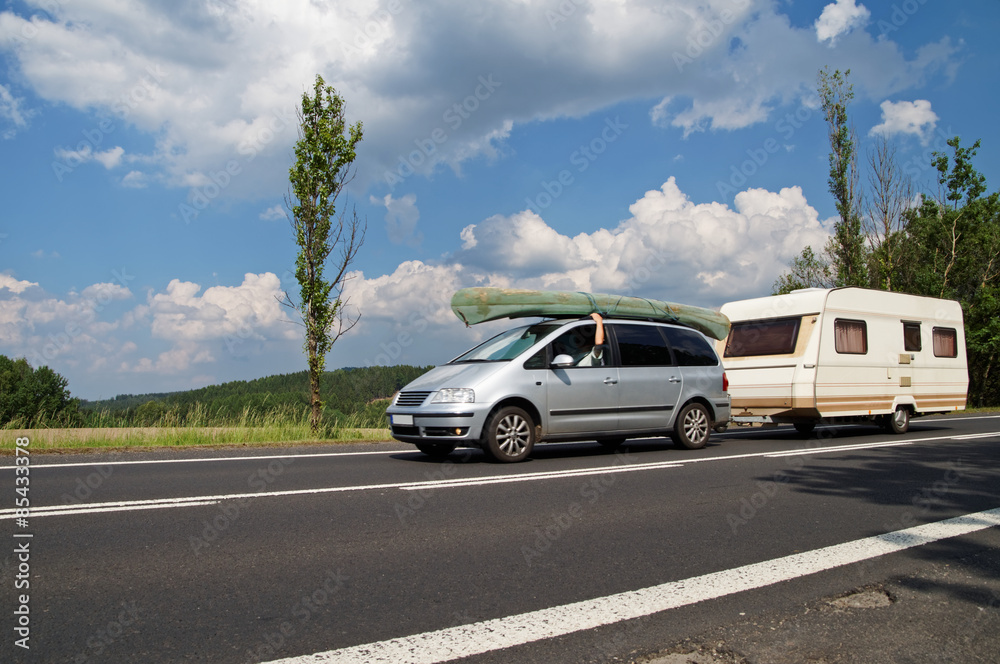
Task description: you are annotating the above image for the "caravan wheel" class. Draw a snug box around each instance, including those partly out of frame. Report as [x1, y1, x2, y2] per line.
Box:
[884, 407, 910, 434]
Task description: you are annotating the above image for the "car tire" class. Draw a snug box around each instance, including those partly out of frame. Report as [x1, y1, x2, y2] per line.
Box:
[598, 437, 625, 450]
[483, 406, 535, 462]
[794, 421, 817, 436]
[416, 442, 457, 459]
[883, 407, 910, 434]
[672, 402, 711, 450]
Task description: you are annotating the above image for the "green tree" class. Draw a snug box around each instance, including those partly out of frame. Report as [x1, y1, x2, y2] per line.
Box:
[0, 355, 80, 427]
[900, 138, 1000, 405]
[819, 67, 867, 287]
[284, 75, 367, 435]
[772, 245, 834, 295]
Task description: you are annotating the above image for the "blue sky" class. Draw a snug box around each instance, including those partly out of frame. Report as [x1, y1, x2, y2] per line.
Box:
[1, 0, 998, 400]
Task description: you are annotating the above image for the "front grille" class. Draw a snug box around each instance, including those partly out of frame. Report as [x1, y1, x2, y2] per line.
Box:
[395, 391, 432, 407]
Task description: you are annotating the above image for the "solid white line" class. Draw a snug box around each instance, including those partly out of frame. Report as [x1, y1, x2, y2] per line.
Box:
[763, 440, 913, 457]
[404, 460, 683, 491]
[28, 501, 222, 518]
[264, 507, 1000, 664]
[0, 448, 405, 471]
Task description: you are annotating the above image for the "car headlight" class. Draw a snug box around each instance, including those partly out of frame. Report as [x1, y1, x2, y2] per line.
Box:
[431, 388, 475, 404]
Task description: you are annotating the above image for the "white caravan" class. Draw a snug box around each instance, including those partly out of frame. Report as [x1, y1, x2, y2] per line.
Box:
[717, 288, 968, 434]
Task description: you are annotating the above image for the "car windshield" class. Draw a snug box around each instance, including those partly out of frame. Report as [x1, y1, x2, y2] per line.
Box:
[450, 322, 561, 363]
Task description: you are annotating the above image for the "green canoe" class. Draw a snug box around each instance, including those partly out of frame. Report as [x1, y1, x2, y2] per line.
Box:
[450, 287, 731, 341]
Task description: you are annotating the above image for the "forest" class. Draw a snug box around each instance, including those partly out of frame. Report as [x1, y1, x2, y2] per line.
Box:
[0, 361, 431, 430]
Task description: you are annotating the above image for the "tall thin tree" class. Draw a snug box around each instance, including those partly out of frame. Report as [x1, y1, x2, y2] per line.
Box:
[284, 75, 366, 435]
[819, 67, 866, 287]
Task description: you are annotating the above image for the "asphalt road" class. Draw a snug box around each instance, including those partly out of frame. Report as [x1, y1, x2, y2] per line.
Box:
[2, 414, 999, 663]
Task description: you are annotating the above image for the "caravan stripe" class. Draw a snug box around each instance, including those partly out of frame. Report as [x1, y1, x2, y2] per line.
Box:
[264, 508, 1000, 664]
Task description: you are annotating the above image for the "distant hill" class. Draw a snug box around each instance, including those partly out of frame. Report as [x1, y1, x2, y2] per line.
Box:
[80, 365, 433, 426]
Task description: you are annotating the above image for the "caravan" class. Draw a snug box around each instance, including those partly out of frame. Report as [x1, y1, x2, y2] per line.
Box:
[718, 288, 968, 434]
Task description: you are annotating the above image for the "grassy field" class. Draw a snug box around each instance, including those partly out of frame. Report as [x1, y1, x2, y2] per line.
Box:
[1, 424, 391, 453]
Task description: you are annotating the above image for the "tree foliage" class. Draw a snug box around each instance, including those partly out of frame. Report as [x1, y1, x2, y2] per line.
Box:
[80, 365, 433, 428]
[819, 67, 867, 287]
[0, 355, 80, 427]
[775, 71, 1000, 405]
[285, 74, 366, 435]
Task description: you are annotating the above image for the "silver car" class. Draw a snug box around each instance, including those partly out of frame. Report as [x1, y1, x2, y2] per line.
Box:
[386, 317, 731, 462]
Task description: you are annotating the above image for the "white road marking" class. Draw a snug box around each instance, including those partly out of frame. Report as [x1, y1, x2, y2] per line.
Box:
[0, 448, 405, 471]
[2, 431, 997, 520]
[263, 507, 1000, 664]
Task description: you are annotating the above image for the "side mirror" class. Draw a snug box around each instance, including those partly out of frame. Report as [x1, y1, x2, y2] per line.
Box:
[551, 353, 575, 368]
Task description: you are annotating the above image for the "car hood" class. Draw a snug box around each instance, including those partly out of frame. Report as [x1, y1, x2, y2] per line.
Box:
[401, 362, 507, 392]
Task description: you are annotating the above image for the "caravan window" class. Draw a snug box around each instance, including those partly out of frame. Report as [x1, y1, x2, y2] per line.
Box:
[724, 317, 800, 357]
[835, 319, 868, 354]
[903, 322, 922, 352]
[933, 327, 958, 358]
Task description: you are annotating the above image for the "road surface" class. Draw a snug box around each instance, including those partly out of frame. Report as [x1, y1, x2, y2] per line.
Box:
[2, 413, 999, 662]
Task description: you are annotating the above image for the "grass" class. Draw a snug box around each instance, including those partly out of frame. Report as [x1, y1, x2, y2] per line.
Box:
[1, 405, 393, 454]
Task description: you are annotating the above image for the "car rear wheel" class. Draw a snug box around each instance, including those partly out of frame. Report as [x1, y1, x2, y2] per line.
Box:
[483, 406, 535, 462]
[416, 442, 457, 459]
[672, 402, 711, 450]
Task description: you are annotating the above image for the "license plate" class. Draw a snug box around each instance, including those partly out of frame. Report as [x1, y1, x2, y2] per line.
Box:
[391, 414, 414, 426]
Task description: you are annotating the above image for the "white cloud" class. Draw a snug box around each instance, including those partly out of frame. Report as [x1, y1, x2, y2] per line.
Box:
[121, 170, 148, 188]
[0, 274, 38, 294]
[0, 83, 30, 138]
[815, 0, 870, 45]
[372, 193, 422, 246]
[259, 205, 285, 221]
[0, 1, 955, 198]
[869, 99, 938, 144]
[53, 144, 127, 170]
[146, 272, 296, 343]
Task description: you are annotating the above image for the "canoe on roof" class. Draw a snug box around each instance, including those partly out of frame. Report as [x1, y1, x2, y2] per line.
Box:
[450, 287, 731, 341]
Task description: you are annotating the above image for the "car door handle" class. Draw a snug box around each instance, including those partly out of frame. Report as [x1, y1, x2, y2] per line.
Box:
[604, 377, 618, 385]
[668, 376, 681, 383]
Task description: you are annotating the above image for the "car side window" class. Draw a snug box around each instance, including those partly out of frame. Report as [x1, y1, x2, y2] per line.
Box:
[663, 326, 719, 366]
[550, 324, 606, 367]
[614, 324, 674, 366]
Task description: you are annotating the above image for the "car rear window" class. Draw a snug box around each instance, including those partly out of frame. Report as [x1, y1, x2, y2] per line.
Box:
[663, 326, 719, 366]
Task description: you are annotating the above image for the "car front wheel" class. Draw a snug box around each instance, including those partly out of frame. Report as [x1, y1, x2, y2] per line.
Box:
[483, 406, 535, 462]
[672, 402, 712, 450]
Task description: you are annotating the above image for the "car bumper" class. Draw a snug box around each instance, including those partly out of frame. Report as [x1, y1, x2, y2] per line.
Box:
[385, 407, 489, 444]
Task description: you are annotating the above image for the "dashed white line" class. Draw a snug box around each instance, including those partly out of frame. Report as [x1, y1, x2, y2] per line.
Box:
[264, 507, 1000, 664]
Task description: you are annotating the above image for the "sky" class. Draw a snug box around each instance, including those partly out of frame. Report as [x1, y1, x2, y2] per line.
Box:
[1, 0, 998, 401]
